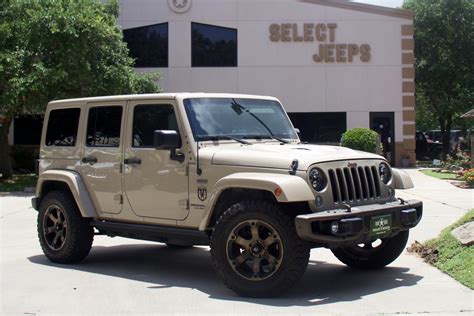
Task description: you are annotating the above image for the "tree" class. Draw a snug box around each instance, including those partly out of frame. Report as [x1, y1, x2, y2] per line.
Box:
[0, 0, 161, 178]
[403, 0, 473, 157]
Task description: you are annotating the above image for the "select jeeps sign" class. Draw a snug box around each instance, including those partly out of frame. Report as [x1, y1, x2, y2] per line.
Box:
[269, 23, 371, 63]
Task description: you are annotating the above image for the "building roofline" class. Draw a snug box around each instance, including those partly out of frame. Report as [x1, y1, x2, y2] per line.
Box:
[300, 0, 414, 19]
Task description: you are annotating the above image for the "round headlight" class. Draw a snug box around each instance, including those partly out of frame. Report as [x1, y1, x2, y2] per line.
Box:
[379, 162, 392, 184]
[309, 168, 327, 191]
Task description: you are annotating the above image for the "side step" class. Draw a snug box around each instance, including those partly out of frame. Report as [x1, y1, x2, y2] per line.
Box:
[91, 220, 210, 246]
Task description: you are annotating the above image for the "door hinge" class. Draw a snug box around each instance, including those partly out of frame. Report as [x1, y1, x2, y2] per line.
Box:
[114, 194, 123, 204]
[118, 162, 123, 174]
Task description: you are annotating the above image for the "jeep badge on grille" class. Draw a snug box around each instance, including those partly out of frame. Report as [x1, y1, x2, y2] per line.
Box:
[347, 162, 357, 168]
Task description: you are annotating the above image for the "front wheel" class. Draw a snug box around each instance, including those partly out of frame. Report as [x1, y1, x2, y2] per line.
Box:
[210, 200, 310, 297]
[331, 230, 409, 269]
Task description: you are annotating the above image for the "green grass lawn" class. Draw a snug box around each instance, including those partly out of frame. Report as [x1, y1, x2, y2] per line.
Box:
[419, 169, 460, 180]
[0, 174, 37, 192]
[424, 210, 474, 289]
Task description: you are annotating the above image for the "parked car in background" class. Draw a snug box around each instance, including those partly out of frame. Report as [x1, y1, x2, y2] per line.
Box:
[416, 131, 443, 161]
[426, 130, 463, 144]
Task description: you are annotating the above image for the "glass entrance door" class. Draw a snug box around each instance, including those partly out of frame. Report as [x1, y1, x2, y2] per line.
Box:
[370, 112, 395, 165]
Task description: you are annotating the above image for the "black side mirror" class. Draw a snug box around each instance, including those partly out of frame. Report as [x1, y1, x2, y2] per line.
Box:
[154, 130, 180, 149]
[154, 130, 185, 162]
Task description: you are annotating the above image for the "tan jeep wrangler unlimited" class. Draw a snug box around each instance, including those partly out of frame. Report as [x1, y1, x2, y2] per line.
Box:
[32, 93, 422, 297]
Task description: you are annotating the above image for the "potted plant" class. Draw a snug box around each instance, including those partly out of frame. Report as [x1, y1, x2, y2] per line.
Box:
[401, 152, 411, 168]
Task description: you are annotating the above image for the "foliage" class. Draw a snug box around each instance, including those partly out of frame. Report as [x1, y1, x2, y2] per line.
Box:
[441, 150, 471, 170]
[341, 128, 379, 154]
[462, 169, 474, 187]
[0, 174, 37, 192]
[0, 0, 161, 178]
[425, 210, 474, 289]
[403, 0, 474, 156]
[0, 0, 161, 115]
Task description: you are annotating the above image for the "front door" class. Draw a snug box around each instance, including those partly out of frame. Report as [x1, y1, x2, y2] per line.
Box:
[123, 100, 189, 220]
[370, 112, 395, 165]
[80, 102, 125, 214]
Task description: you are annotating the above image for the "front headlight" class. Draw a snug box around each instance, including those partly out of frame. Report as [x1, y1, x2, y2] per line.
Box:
[309, 168, 327, 191]
[379, 162, 392, 184]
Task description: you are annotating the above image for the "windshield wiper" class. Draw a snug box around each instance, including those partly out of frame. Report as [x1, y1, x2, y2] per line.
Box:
[197, 134, 251, 145]
[231, 99, 290, 144]
[243, 134, 290, 144]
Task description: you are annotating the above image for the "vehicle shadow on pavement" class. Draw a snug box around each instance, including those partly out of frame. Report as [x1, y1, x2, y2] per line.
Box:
[28, 243, 423, 306]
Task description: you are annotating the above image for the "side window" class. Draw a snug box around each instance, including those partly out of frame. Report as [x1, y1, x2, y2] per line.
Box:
[45, 108, 81, 147]
[86, 106, 123, 147]
[132, 104, 179, 148]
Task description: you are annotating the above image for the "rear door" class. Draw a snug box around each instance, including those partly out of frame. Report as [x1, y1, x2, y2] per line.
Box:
[79, 102, 125, 215]
[123, 100, 189, 220]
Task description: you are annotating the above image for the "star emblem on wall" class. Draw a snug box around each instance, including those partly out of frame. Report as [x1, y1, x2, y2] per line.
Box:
[168, 0, 191, 13]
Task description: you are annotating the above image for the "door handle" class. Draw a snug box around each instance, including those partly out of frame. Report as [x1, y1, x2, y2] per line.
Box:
[124, 157, 141, 165]
[82, 156, 97, 164]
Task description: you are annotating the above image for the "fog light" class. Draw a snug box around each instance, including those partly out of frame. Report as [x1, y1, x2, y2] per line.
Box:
[330, 221, 339, 234]
[316, 196, 323, 207]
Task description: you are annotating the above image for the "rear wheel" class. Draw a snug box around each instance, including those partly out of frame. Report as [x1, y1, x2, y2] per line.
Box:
[210, 200, 310, 297]
[331, 230, 409, 269]
[38, 191, 94, 263]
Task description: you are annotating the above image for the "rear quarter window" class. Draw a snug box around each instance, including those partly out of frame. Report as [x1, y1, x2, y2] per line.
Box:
[45, 108, 81, 147]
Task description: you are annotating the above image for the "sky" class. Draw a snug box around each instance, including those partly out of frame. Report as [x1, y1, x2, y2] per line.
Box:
[352, 0, 405, 9]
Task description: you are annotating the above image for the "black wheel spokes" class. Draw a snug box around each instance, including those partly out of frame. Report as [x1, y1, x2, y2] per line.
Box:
[227, 220, 283, 281]
[43, 205, 67, 250]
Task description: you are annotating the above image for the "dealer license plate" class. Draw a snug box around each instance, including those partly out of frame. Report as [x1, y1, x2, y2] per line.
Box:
[370, 214, 392, 236]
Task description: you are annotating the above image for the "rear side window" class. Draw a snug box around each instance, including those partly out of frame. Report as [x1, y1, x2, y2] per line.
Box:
[86, 106, 123, 147]
[132, 104, 179, 147]
[45, 108, 81, 147]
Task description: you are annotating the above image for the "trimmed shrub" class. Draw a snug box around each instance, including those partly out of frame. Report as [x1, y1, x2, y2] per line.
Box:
[341, 128, 379, 154]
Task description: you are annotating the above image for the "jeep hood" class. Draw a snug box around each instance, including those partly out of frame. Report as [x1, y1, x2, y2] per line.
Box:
[201, 143, 384, 171]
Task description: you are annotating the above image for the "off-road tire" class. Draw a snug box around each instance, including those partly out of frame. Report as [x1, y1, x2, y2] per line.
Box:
[331, 230, 409, 269]
[210, 200, 310, 297]
[38, 191, 94, 263]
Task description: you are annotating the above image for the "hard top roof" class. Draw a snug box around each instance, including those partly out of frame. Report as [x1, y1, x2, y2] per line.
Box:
[48, 93, 279, 106]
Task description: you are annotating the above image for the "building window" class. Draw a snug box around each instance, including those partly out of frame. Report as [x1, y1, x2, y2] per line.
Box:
[123, 23, 168, 67]
[288, 112, 347, 144]
[14, 115, 43, 145]
[132, 104, 180, 148]
[45, 108, 81, 147]
[192, 22, 237, 67]
[86, 106, 123, 147]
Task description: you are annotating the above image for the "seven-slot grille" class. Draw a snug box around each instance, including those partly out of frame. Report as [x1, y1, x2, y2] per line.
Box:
[328, 166, 381, 204]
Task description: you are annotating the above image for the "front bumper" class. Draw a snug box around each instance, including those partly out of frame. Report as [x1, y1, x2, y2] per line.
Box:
[295, 199, 422, 248]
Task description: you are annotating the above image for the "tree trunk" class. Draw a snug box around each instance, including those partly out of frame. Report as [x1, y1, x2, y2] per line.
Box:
[440, 117, 452, 159]
[0, 117, 13, 179]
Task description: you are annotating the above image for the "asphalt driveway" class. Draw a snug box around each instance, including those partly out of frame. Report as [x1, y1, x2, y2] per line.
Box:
[1, 169, 472, 315]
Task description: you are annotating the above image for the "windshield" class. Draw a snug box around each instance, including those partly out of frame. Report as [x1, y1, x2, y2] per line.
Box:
[183, 98, 298, 141]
